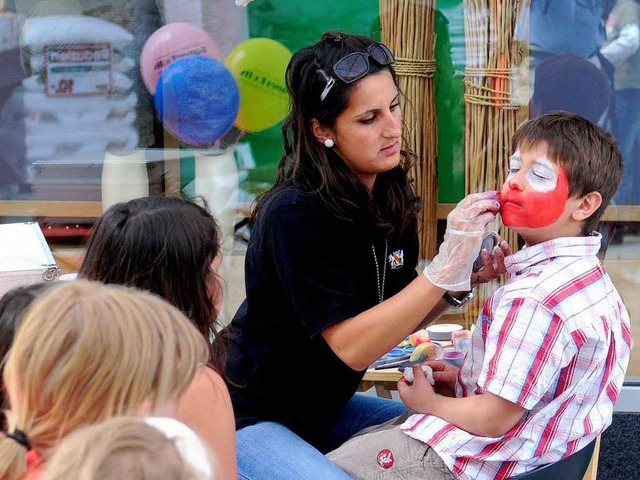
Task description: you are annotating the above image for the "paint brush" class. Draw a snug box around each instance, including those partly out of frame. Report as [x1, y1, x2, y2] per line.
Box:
[374, 342, 442, 370]
[375, 358, 425, 370]
[371, 353, 411, 369]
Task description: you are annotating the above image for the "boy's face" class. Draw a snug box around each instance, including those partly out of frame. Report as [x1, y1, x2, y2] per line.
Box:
[500, 142, 578, 245]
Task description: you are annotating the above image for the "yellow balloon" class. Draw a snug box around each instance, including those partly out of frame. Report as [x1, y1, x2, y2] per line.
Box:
[225, 38, 292, 133]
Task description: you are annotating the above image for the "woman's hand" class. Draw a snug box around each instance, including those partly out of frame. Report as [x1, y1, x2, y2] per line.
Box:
[424, 192, 500, 291]
[470, 232, 512, 287]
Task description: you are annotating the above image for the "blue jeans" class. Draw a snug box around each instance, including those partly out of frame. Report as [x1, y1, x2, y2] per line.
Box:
[236, 393, 407, 479]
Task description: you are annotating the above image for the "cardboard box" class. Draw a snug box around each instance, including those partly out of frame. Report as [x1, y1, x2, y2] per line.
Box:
[0, 222, 59, 298]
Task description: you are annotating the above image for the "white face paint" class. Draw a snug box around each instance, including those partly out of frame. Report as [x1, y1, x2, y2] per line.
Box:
[506, 150, 558, 193]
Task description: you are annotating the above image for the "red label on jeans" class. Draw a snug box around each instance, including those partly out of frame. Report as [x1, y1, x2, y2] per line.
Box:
[377, 449, 394, 469]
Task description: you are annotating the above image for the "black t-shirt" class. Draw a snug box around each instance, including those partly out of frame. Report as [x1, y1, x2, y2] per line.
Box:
[222, 180, 419, 440]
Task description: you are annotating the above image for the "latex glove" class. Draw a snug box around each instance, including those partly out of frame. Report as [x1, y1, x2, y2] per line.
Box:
[423, 191, 499, 291]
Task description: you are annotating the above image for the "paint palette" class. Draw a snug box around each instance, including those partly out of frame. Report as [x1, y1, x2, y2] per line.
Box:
[386, 348, 405, 357]
[472, 233, 497, 272]
[370, 348, 410, 369]
[426, 323, 463, 342]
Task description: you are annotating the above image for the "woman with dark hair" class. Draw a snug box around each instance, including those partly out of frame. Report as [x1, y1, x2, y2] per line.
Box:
[222, 31, 505, 478]
[79, 195, 236, 480]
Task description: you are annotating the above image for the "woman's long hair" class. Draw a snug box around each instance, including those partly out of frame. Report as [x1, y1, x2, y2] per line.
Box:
[0, 280, 209, 480]
[79, 195, 225, 372]
[252, 31, 419, 241]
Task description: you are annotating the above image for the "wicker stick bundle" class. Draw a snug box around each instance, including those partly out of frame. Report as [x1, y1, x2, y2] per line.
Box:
[462, 0, 530, 325]
[379, 0, 438, 261]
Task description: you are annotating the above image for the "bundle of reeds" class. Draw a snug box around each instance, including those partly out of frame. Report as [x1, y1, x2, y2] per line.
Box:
[463, 0, 530, 325]
[379, 0, 438, 261]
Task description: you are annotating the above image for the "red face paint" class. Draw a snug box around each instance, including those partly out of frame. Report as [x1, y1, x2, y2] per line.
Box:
[500, 166, 569, 228]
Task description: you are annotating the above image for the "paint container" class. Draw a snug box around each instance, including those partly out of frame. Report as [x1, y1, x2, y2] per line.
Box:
[451, 329, 472, 342]
[443, 351, 465, 368]
[386, 348, 405, 357]
[453, 336, 471, 354]
[426, 323, 463, 341]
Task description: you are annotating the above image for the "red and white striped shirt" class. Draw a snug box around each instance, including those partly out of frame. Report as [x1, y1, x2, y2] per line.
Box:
[402, 234, 632, 479]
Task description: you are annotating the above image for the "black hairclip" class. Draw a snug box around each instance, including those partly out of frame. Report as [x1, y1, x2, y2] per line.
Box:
[4, 428, 31, 450]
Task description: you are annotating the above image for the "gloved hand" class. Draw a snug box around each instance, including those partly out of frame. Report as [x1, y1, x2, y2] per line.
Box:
[423, 191, 500, 291]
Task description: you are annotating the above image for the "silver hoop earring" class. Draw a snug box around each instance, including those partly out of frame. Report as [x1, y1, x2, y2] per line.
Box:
[324, 138, 335, 148]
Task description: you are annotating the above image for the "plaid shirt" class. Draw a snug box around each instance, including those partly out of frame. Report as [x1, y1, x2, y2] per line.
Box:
[402, 234, 632, 479]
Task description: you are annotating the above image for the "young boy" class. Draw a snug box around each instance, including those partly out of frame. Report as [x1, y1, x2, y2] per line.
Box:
[327, 111, 632, 479]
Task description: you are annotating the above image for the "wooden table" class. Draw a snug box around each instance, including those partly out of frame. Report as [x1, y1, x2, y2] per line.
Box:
[357, 367, 403, 399]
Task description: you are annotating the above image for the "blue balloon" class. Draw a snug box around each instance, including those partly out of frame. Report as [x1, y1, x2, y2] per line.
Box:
[154, 55, 240, 147]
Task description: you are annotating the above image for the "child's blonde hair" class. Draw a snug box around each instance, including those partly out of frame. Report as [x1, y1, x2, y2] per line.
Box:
[0, 280, 209, 480]
[43, 416, 219, 480]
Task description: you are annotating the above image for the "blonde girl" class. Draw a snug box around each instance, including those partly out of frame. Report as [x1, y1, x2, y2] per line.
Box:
[0, 280, 208, 480]
[43, 416, 220, 480]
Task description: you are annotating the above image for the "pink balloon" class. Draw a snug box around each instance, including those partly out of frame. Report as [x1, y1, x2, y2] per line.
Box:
[140, 22, 221, 94]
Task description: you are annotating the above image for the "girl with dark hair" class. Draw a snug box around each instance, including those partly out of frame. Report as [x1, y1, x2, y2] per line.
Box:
[222, 31, 505, 478]
[0, 282, 59, 432]
[79, 195, 236, 480]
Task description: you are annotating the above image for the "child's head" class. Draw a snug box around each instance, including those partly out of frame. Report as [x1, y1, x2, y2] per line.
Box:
[43, 416, 219, 480]
[502, 111, 622, 242]
[0, 280, 208, 480]
[0, 282, 59, 419]
[78, 195, 223, 369]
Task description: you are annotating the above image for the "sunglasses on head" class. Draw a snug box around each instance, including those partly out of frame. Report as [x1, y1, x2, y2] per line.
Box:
[320, 42, 396, 102]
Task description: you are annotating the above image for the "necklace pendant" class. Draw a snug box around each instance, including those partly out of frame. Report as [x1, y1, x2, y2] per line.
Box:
[371, 239, 388, 304]
[388, 249, 404, 270]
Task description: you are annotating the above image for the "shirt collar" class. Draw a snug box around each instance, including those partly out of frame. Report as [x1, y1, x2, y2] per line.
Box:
[504, 232, 602, 274]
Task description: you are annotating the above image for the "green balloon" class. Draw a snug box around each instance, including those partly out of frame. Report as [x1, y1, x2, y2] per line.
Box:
[225, 38, 292, 133]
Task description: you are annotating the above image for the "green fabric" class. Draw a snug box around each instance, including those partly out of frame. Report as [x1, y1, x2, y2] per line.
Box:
[434, 0, 466, 203]
[244, 0, 466, 202]
[180, 146, 195, 194]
